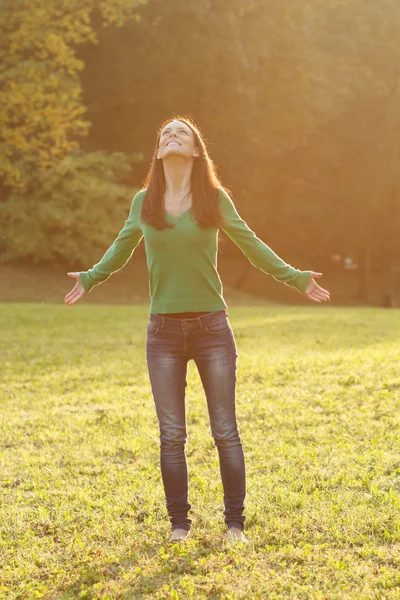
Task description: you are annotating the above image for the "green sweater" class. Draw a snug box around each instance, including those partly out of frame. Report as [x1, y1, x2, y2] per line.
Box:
[79, 188, 312, 313]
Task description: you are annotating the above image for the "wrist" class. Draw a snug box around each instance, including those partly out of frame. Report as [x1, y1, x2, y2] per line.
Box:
[294, 270, 313, 294]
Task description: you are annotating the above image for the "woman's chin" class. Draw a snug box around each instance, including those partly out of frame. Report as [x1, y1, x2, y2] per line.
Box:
[163, 150, 190, 161]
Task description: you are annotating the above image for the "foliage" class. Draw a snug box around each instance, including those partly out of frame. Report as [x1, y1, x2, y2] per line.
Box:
[80, 0, 400, 273]
[0, 151, 138, 263]
[2, 0, 400, 304]
[0, 0, 144, 188]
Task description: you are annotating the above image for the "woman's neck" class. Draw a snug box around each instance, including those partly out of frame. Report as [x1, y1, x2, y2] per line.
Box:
[163, 157, 193, 197]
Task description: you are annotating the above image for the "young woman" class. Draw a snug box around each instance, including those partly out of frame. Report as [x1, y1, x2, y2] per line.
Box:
[65, 116, 330, 544]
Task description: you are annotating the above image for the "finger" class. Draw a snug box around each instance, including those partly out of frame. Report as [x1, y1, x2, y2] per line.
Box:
[315, 292, 330, 302]
[307, 283, 326, 298]
[65, 290, 84, 306]
[314, 292, 329, 302]
[65, 293, 78, 305]
[312, 288, 329, 301]
[313, 282, 330, 294]
[313, 285, 330, 299]
[67, 272, 80, 279]
[65, 281, 78, 293]
[318, 290, 330, 300]
[310, 286, 327, 299]
[312, 286, 329, 297]
[65, 295, 80, 306]
[311, 272, 323, 279]
[65, 284, 79, 301]
[305, 291, 321, 302]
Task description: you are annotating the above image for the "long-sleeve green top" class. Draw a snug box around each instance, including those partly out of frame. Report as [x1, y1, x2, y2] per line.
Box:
[79, 188, 312, 314]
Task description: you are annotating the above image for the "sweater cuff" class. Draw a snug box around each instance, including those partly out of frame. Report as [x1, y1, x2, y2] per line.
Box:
[293, 270, 313, 294]
[79, 272, 95, 294]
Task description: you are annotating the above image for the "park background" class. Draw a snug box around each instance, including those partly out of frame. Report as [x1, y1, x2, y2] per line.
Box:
[1, 2, 399, 599]
[1, 0, 399, 306]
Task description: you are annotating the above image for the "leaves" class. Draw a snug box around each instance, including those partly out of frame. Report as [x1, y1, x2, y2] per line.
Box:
[0, 0, 143, 187]
[0, 151, 141, 262]
[2, 0, 400, 293]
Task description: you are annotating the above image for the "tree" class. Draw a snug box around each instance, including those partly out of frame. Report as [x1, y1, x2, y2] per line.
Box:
[79, 0, 340, 262]
[0, 0, 144, 188]
[0, 150, 137, 263]
[0, 0, 144, 263]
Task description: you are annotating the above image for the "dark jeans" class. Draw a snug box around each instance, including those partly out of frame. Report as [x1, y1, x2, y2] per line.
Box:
[146, 309, 246, 532]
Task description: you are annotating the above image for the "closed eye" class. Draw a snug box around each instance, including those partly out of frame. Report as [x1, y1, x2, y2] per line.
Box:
[161, 128, 190, 136]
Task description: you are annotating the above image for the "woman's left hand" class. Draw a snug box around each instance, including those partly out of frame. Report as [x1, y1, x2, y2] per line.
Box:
[304, 272, 330, 303]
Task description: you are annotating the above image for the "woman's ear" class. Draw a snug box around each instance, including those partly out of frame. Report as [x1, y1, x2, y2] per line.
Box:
[193, 147, 200, 157]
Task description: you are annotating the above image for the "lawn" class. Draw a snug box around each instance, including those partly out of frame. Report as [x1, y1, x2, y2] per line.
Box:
[1, 303, 399, 599]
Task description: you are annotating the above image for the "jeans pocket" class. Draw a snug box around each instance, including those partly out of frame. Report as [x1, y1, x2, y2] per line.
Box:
[205, 314, 230, 334]
[147, 320, 161, 335]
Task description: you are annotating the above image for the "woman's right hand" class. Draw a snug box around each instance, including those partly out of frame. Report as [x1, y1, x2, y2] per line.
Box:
[64, 272, 87, 306]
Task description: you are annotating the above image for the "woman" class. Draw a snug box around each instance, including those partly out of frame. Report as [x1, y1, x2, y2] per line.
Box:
[65, 116, 330, 544]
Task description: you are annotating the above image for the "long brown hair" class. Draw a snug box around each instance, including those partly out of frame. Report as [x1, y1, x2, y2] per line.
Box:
[140, 116, 229, 230]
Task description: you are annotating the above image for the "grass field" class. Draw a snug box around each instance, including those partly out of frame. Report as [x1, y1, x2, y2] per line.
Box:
[1, 303, 399, 599]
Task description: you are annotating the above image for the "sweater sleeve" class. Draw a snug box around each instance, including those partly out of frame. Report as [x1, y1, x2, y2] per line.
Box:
[79, 191, 144, 293]
[218, 188, 312, 294]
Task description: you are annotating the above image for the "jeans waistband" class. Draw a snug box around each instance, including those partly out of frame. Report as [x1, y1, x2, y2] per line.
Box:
[149, 309, 228, 329]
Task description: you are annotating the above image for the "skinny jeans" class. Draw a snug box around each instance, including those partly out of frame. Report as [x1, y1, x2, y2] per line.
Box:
[146, 309, 246, 531]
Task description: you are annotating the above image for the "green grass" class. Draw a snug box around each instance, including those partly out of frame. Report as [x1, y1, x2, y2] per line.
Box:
[1, 303, 400, 599]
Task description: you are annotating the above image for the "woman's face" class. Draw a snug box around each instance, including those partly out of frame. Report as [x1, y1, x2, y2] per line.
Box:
[157, 120, 200, 161]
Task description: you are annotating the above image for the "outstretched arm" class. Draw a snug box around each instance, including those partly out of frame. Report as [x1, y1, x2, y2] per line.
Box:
[218, 188, 330, 302]
[65, 191, 144, 305]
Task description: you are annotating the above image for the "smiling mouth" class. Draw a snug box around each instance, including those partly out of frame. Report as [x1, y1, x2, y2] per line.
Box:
[166, 141, 181, 146]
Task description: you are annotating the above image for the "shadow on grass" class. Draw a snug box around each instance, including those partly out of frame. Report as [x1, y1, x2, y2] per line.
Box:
[58, 531, 238, 600]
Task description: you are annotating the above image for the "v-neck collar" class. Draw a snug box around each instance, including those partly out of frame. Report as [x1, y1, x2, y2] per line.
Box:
[166, 206, 192, 219]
